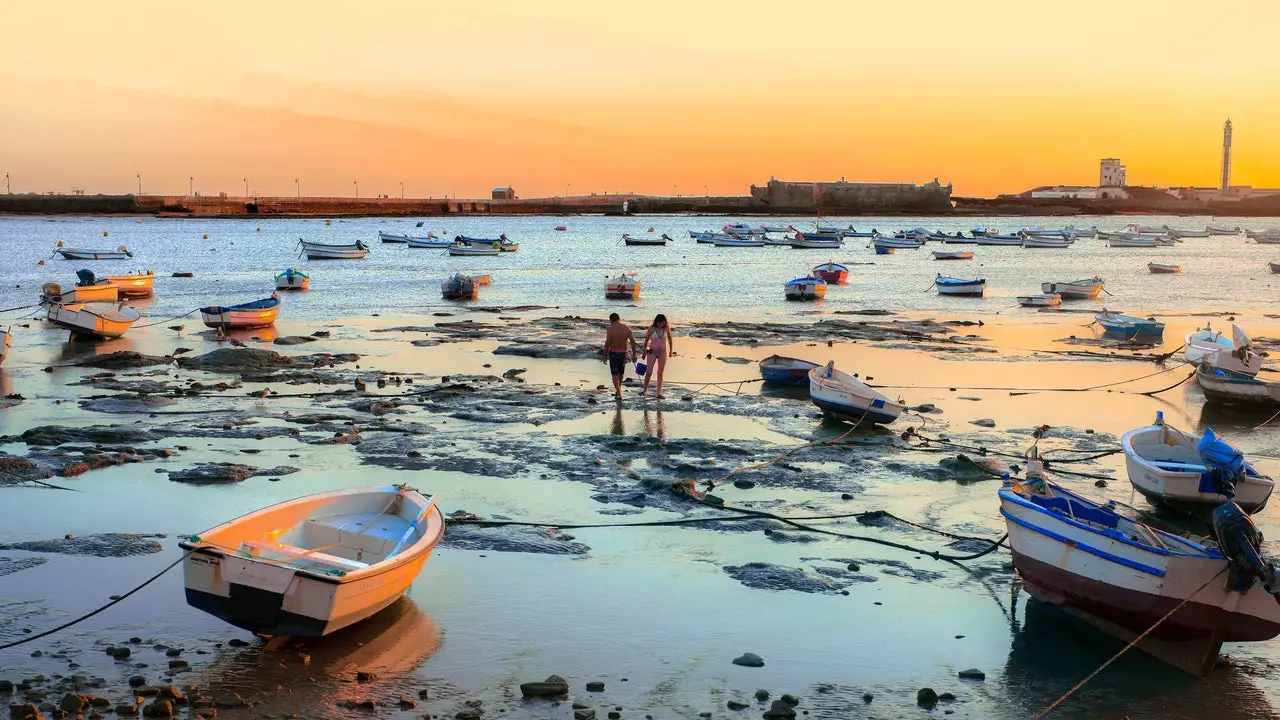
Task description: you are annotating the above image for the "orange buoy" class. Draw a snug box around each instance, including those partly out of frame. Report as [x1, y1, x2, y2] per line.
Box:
[103, 231, 109, 237]
[56, 240, 64, 247]
[203, 233, 208, 239]
[37, 259, 45, 265]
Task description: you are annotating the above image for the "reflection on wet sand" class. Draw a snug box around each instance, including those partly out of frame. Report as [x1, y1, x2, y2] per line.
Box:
[1000, 595, 1277, 720]
[189, 598, 441, 714]
[1196, 400, 1280, 432]
[643, 406, 667, 441]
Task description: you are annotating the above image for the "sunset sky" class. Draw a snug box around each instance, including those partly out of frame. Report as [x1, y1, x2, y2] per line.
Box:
[2, 0, 1278, 198]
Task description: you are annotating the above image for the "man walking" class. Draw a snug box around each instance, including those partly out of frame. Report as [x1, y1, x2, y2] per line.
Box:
[603, 312, 637, 400]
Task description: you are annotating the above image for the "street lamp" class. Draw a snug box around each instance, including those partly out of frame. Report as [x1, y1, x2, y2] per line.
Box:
[354, 180, 359, 199]
[400, 181, 404, 199]
[672, 184, 677, 197]
[136, 174, 142, 195]
[243, 178, 248, 197]
[565, 183, 570, 197]
[295, 178, 300, 198]
[189, 176, 193, 196]
[4, 173, 9, 194]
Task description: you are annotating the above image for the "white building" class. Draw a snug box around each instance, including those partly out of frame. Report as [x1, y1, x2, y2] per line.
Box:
[1100, 158, 1126, 187]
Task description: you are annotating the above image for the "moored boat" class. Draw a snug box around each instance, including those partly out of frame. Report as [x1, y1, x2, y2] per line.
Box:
[57, 246, 132, 261]
[275, 268, 310, 291]
[623, 233, 668, 246]
[1271, 262, 1280, 274]
[200, 296, 281, 330]
[498, 236, 519, 252]
[448, 241, 500, 256]
[1186, 324, 1263, 376]
[1122, 413, 1273, 513]
[1017, 293, 1061, 307]
[0, 327, 9, 365]
[1248, 229, 1280, 244]
[1107, 235, 1161, 248]
[784, 275, 826, 300]
[406, 237, 453, 249]
[378, 232, 409, 243]
[604, 273, 641, 299]
[1095, 310, 1165, 338]
[1022, 236, 1071, 249]
[55, 270, 120, 303]
[104, 270, 156, 297]
[935, 275, 985, 297]
[872, 235, 923, 250]
[441, 273, 479, 300]
[811, 262, 848, 284]
[974, 235, 1023, 246]
[300, 239, 370, 260]
[1169, 228, 1210, 239]
[789, 232, 842, 249]
[1208, 226, 1240, 235]
[999, 454, 1280, 676]
[1041, 277, 1104, 299]
[714, 236, 765, 247]
[1148, 262, 1183, 274]
[1197, 365, 1280, 409]
[179, 484, 445, 637]
[808, 361, 905, 425]
[41, 297, 139, 338]
[759, 355, 820, 386]
[932, 250, 974, 260]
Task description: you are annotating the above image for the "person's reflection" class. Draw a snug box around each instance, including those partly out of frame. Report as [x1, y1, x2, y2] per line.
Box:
[643, 406, 667, 441]
[610, 404, 625, 435]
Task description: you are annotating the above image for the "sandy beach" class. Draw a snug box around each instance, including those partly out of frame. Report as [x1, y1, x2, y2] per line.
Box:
[3, 216, 1280, 720]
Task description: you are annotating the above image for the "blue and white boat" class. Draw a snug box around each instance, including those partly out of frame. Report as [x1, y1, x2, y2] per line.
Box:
[975, 233, 1023, 245]
[841, 227, 878, 238]
[783, 275, 826, 300]
[789, 232, 842, 249]
[379, 231, 410, 243]
[808, 361, 905, 425]
[971, 227, 996, 237]
[407, 236, 454, 249]
[714, 235, 765, 247]
[1095, 310, 1165, 338]
[1197, 365, 1280, 409]
[1000, 452, 1280, 675]
[935, 275, 985, 296]
[759, 355, 820, 386]
[872, 235, 923, 250]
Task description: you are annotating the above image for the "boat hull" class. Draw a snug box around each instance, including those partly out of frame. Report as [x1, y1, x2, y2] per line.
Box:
[812, 265, 847, 283]
[0, 330, 10, 365]
[1185, 331, 1262, 376]
[624, 237, 667, 246]
[57, 249, 130, 261]
[1041, 280, 1103, 299]
[304, 248, 369, 260]
[936, 279, 985, 296]
[784, 282, 826, 300]
[1121, 424, 1273, 513]
[44, 302, 139, 338]
[448, 247, 500, 256]
[202, 307, 280, 329]
[60, 285, 119, 303]
[1148, 263, 1183, 274]
[276, 276, 309, 291]
[605, 279, 640, 299]
[809, 365, 904, 425]
[104, 273, 155, 297]
[932, 251, 973, 260]
[1197, 367, 1280, 408]
[1018, 294, 1061, 307]
[759, 355, 819, 386]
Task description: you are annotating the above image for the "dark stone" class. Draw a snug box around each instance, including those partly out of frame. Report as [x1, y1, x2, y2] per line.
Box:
[355, 671, 375, 684]
[780, 694, 799, 706]
[726, 700, 749, 711]
[519, 675, 568, 698]
[938, 692, 956, 701]
[970, 418, 996, 428]
[9, 705, 41, 720]
[175, 348, 293, 372]
[754, 690, 769, 702]
[732, 479, 756, 489]
[167, 463, 257, 484]
[58, 694, 87, 715]
[731, 653, 764, 668]
[585, 681, 605, 692]
[272, 336, 317, 346]
[761, 700, 796, 719]
[142, 699, 174, 717]
[958, 668, 985, 680]
[71, 352, 172, 369]
[861, 693, 873, 703]
[917, 688, 938, 707]
[225, 639, 248, 648]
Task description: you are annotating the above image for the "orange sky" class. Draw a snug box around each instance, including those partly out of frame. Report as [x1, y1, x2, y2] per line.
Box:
[2, 0, 1278, 198]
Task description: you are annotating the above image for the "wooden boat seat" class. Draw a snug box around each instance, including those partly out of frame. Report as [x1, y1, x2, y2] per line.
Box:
[237, 539, 368, 573]
[304, 512, 408, 561]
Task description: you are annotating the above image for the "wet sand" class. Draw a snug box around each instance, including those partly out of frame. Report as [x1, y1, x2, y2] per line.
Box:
[3, 308, 1280, 720]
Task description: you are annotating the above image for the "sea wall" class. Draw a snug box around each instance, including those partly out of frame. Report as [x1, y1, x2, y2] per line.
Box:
[0, 194, 141, 214]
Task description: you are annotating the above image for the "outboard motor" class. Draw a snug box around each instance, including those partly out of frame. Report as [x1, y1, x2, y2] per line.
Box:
[76, 269, 96, 287]
[1213, 502, 1280, 595]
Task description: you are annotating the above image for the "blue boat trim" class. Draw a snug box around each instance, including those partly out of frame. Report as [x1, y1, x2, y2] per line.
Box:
[199, 297, 281, 313]
[1001, 508, 1166, 577]
[812, 396, 898, 425]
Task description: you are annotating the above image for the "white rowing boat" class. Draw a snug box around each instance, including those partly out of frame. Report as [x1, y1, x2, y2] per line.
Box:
[1148, 262, 1183, 274]
[1041, 277, 1103, 299]
[57, 246, 132, 261]
[300, 239, 370, 260]
[605, 273, 641, 299]
[1017, 293, 1061, 307]
[808, 361, 905, 425]
[275, 268, 309, 291]
[1186, 324, 1262, 376]
[42, 299, 140, 338]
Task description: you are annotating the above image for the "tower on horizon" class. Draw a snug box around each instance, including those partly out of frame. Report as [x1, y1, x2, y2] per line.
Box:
[1221, 119, 1232, 192]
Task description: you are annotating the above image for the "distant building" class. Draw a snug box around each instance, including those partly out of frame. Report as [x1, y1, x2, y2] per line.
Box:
[1100, 158, 1126, 187]
[492, 186, 516, 200]
[1221, 119, 1232, 192]
[1168, 185, 1280, 203]
[749, 176, 952, 211]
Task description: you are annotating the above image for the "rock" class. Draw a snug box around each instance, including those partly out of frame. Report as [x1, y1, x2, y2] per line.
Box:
[396, 696, 416, 709]
[272, 336, 317, 346]
[958, 668, 985, 680]
[166, 660, 188, 670]
[355, 671, 375, 684]
[71, 352, 172, 369]
[732, 479, 756, 489]
[154, 687, 184, 701]
[225, 639, 249, 648]
[115, 705, 139, 716]
[573, 710, 596, 720]
[717, 356, 751, 365]
[175, 349, 293, 372]
[171, 272, 194, 278]
[754, 690, 769, 702]
[211, 695, 247, 709]
[58, 694, 87, 715]
[916, 688, 938, 707]
[142, 699, 173, 717]
[109, 647, 132, 660]
[861, 693, 873, 703]
[913, 403, 938, 413]
[163, 649, 181, 658]
[1095, 479, 1108, 488]
[8, 704, 40, 720]
[970, 418, 996, 428]
[731, 653, 764, 668]
[455, 711, 481, 720]
[519, 675, 569, 698]
[938, 692, 956, 701]
[780, 694, 799, 706]
[585, 681, 605, 692]
[19, 425, 159, 447]
[167, 463, 257, 484]
[726, 700, 749, 711]
[761, 700, 796, 719]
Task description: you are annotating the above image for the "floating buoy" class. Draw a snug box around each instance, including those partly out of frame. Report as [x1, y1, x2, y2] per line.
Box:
[103, 231, 109, 237]
[136, 219, 142, 224]
[56, 240, 64, 247]
[256, 227, 261, 232]
[648, 227, 655, 233]
[203, 233, 208, 239]
[37, 259, 45, 265]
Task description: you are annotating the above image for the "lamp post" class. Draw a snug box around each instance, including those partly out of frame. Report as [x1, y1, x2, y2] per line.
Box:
[189, 176, 193, 196]
[354, 180, 359, 199]
[672, 184, 677, 197]
[295, 178, 300, 198]
[400, 181, 404, 199]
[4, 173, 9, 194]
[243, 178, 248, 197]
[565, 183, 570, 197]
[136, 174, 142, 195]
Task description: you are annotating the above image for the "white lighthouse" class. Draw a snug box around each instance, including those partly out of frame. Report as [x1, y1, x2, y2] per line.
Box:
[1221, 119, 1232, 193]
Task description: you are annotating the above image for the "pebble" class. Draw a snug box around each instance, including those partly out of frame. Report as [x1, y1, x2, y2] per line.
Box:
[726, 700, 749, 710]
[585, 681, 605, 692]
[761, 700, 796, 719]
[970, 418, 996, 428]
[731, 652, 765, 668]
[861, 693, 873, 703]
[754, 689, 769, 701]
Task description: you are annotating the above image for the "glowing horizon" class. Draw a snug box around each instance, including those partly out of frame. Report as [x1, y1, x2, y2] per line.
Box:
[2, 0, 1277, 198]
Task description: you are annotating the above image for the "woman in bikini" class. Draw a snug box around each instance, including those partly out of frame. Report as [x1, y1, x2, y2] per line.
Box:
[642, 313, 675, 398]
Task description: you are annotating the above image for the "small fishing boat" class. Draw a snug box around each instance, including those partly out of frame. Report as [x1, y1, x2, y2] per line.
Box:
[811, 262, 848, 284]
[761, 225, 793, 234]
[1198, 365, 1280, 409]
[872, 236, 922, 250]
[1095, 310, 1165, 338]
[441, 274, 478, 300]
[179, 484, 445, 637]
[605, 273, 640, 299]
[725, 223, 763, 237]
[935, 275, 985, 297]
[1169, 228, 1211, 239]
[201, 296, 281, 330]
[841, 228, 878, 238]
[1041, 277, 1103, 299]
[932, 250, 974, 260]
[1017, 293, 1061, 307]
[378, 232, 410, 243]
[497, 236, 519, 252]
[1248, 230, 1280, 244]
[57, 246, 132, 261]
[275, 268, 310, 291]
[1122, 413, 1273, 513]
[623, 233, 668, 246]
[808, 361, 905, 425]
[56, 270, 120, 303]
[759, 355, 820, 386]
[104, 270, 155, 298]
[815, 224, 840, 234]
[873, 246, 894, 255]
[1186, 324, 1263, 376]
[406, 237, 453, 249]
[1208, 226, 1241, 235]
[0, 328, 10, 365]
[1021, 237, 1071, 249]
[784, 276, 826, 300]
[554, 225, 567, 231]
[999, 452, 1280, 676]
[1148, 262, 1183, 274]
[943, 234, 978, 244]
[448, 241, 500, 256]
[974, 235, 1023, 246]
[1271, 262, 1280, 274]
[41, 298, 140, 338]
[970, 227, 997, 237]
[689, 230, 719, 243]
[1136, 224, 1168, 234]
[300, 239, 370, 260]
[789, 232, 842, 249]
[714, 236, 765, 247]
[1107, 235, 1161, 248]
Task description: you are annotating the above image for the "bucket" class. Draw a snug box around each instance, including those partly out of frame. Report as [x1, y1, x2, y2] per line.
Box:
[635, 361, 647, 376]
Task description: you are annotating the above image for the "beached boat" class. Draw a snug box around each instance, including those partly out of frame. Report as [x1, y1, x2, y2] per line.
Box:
[1197, 366, 1280, 409]
[1017, 293, 1061, 307]
[300, 239, 370, 260]
[441, 274, 479, 300]
[1135, 225, 1168, 234]
[1107, 235, 1161, 248]
[623, 233, 668, 246]
[815, 224, 840, 234]
[1271, 262, 1280, 274]
[974, 235, 1023, 246]
[970, 227, 997, 237]
[1186, 324, 1263, 376]
[497, 237, 519, 252]
[808, 362, 905, 425]
[1021, 236, 1070, 249]
[1122, 413, 1273, 513]
[200, 296, 281, 330]
[812, 262, 848, 284]
[999, 455, 1280, 676]
[1148, 262, 1183, 274]
[932, 250, 974, 260]
[41, 298, 139, 338]
[0, 328, 9, 364]
[378, 232, 410, 243]
[784, 276, 826, 300]
[759, 355, 820, 386]
[1095, 310, 1164, 338]
[872, 236, 923, 250]
[789, 232, 842, 249]
[760, 225, 793, 234]
[179, 484, 445, 637]
[1169, 228, 1211, 239]
[1248, 230, 1280, 244]
[275, 268, 310, 291]
[57, 246, 132, 261]
[714, 236, 765, 247]
[448, 241, 500, 256]
[725, 223, 763, 237]
[53, 271, 120, 303]
[104, 270, 155, 298]
[1041, 277, 1103, 299]
[934, 275, 985, 297]
[689, 230, 718, 243]
[1208, 226, 1240, 235]
[605, 273, 640, 299]
[841, 228, 878, 238]
[943, 234, 977, 244]
[406, 237, 453, 249]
